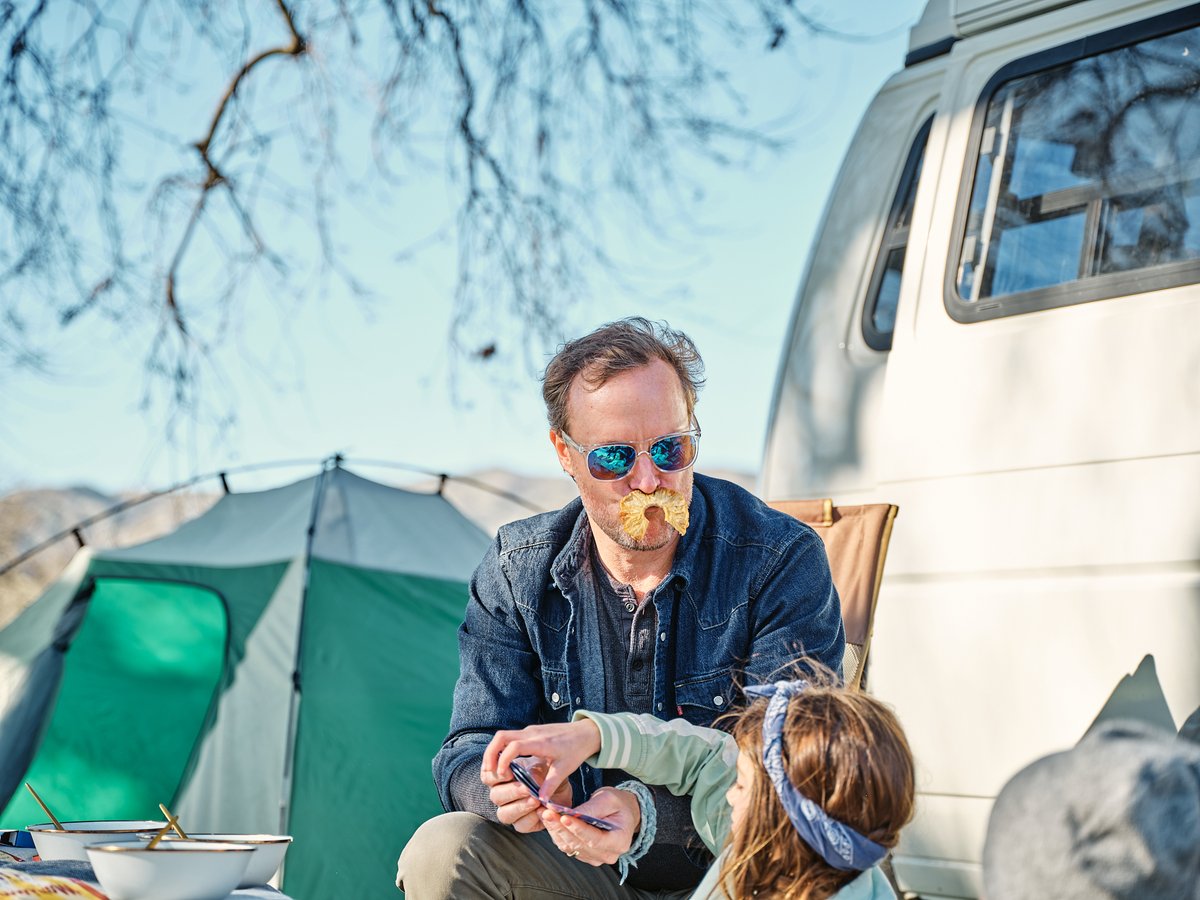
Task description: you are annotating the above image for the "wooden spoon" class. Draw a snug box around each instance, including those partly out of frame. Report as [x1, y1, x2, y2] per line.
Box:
[159, 803, 190, 839]
[24, 783, 64, 831]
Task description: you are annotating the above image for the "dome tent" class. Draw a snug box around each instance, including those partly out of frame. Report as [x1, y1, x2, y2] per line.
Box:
[0, 462, 492, 899]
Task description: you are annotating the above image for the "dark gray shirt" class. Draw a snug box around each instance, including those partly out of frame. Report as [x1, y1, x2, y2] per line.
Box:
[591, 544, 712, 892]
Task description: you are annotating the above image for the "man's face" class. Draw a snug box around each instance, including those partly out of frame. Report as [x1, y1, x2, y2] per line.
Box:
[551, 359, 694, 553]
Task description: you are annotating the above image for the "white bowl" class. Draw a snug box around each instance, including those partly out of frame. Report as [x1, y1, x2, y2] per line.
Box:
[27, 821, 168, 861]
[157, 833, 292, 887]
[86, 839, 253, 900]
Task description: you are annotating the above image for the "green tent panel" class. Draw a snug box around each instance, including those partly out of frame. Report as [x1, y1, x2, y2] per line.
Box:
[0, 467, 491, 900]
[0, 579, 228, 827]
[286, 562, 468, 896]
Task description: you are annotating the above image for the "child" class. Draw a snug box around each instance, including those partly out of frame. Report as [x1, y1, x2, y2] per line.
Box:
[483, 672, 915, 899]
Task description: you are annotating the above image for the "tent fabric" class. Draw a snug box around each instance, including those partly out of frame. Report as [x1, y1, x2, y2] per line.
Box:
[172, 558, 305, 835]
[3, 580, 228, 829]
[102, 469, 489, 581]
[0, 550, 94, 802]
[100, 478, 318, 568]
[0, 466, 491, 900]
[286, 561, 468, 894]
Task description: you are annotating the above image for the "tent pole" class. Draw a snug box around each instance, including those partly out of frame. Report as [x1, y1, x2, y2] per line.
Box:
[277, 460, 334, 845]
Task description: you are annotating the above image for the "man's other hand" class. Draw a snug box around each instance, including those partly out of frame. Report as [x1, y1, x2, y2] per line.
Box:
[540, 786, 641, 865]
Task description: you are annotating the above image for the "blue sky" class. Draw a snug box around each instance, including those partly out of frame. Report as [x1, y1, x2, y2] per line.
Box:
[0, 1, 927, 495]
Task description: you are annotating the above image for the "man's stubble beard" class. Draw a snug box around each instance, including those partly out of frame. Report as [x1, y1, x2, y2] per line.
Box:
[587, 481, 694, 553]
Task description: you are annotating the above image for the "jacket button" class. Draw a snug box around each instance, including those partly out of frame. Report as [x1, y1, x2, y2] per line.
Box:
[551, 692, 560, 704]
[656, 702, 663, 711]
[714, 695, 724, 706]
[659, 632, 666, 642]
[575, 697, 581, 704]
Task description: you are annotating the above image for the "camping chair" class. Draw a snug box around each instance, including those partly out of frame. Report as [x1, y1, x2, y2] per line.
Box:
[767, 499, 899, 690]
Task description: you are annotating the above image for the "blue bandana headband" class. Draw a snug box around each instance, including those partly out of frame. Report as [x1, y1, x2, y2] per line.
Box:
[743, 681, 889, 872]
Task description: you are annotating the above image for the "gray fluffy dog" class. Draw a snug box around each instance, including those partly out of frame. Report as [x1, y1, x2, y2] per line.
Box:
[983, 719, 1200, 899]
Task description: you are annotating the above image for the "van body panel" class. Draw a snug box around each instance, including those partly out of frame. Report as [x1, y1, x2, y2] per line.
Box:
[892, 795, 992, 896]
[763, 2, 1200, 896]
[761, 65, 944, 498]
[891, 856, 983, 899]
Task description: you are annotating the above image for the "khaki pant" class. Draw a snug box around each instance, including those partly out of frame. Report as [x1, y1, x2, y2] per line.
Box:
[396, 812, 694, 900]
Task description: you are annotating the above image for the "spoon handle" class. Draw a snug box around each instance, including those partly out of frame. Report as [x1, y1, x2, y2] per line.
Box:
[159, 803, 190, 839]
[147, 815, 178, 850]
[24, 783, 64, 831]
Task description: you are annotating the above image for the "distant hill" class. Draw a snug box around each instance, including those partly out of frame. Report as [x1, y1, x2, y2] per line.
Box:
[0, 467, 755, 627]
[0, 487, 219, 627]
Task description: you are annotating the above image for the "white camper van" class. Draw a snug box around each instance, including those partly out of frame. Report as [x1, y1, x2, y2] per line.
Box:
[761, 1, 1200, 896]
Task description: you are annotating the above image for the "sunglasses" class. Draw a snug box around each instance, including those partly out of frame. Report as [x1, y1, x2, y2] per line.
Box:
[559, 424, 701, 481]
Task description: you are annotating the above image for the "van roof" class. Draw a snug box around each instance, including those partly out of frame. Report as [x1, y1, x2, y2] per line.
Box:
[908, 0, 1087, 63]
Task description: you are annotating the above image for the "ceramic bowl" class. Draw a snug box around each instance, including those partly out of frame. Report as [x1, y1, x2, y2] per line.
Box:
[86, 839, 253, 900]
[158, 833, 292, 887]
[27, 821, 168, 861]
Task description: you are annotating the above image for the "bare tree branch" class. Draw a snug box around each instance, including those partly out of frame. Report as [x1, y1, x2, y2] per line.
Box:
[0, 0, 894, 419]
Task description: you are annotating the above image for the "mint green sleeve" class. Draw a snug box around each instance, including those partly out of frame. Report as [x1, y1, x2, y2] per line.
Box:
[573, 710, 737, 854]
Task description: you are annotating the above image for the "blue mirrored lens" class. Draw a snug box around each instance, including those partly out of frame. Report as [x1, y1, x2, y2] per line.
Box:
[649, 434, 697, 471]
[588, 444, 637, 479]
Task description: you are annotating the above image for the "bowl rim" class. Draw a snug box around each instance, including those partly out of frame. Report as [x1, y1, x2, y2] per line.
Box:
[87, 840, 255, 854]
[28, 820, 167, 834]
[153, 833, 294, 845]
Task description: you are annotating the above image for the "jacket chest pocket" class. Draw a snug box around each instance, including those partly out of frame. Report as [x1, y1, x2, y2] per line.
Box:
[541, 668, 571, 719]
[517, 598, 571, 674]
[673, 671, 736, 727]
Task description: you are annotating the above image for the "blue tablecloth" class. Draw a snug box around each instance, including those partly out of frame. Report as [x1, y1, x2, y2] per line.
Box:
[1, 859, 290, 898]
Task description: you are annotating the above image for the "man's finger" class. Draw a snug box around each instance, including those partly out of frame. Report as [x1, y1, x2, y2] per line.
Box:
[494, 801, 542, 830]
[508, 811, 547, 840]
[495, 796, 540, 823]
[538, 763, 568, 802]
[555, 815, 622, 865]
[484, 731, 534, 780]
[495, 795, 542, 827]
[481, 732, 510, 777]
[496, 741, 531, 779]
[541, 812, 593, 861]
[489, 780, 534, 808]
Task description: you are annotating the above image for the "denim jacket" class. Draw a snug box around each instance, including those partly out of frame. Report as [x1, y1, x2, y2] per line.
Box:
[433, 473, 845, 811]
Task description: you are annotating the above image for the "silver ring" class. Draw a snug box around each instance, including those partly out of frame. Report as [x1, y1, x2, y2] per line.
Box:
[567, 850, 580, 859]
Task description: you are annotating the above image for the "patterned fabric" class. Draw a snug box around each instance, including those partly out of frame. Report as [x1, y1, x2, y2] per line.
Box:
[0, 867, 109, 898]
[1, 861, 288, 899]
[744, 681, 888, 872]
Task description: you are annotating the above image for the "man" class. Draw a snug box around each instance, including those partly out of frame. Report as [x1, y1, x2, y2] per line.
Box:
[397, 317, 844, 898]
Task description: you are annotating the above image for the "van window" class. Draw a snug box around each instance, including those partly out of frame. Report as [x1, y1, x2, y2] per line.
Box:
[864, 116, 933, 351]
[950, 14, 1200, 320]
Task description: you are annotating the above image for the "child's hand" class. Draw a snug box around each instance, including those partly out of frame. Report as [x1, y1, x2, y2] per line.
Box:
[541, 786, 641, 865]
[482, 719, 602, 802]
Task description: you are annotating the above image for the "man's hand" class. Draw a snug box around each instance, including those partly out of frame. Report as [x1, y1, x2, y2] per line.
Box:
[482, 719, 602, 802]
[480, 757, 573, 833]
[540, 786, 642, 866]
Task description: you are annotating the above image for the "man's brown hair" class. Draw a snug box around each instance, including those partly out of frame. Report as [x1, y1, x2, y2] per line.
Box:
[541, 317, 705, 434]
[719, 675, 915, 899]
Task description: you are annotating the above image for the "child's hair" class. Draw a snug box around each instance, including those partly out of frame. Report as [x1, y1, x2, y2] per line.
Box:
[717, 668, 915, 899]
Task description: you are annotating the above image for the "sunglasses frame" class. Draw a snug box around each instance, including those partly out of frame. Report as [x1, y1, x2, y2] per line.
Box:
[558, 422, 702, 481]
